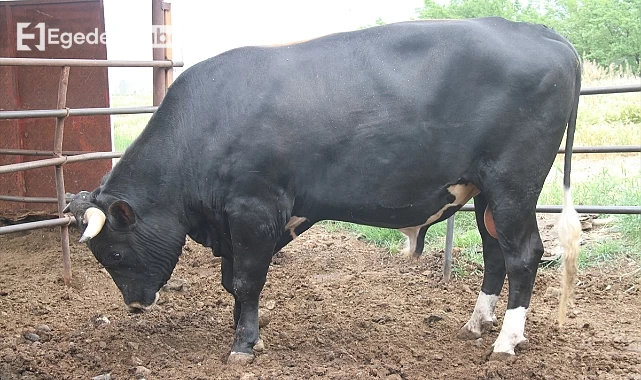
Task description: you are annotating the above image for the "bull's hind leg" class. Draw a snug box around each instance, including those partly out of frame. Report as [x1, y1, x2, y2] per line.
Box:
[490, 207, 544, 359]
[458, 194, 504, 340]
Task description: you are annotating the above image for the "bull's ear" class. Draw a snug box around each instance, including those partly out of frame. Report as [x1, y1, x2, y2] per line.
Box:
[108, 200, 136, 228]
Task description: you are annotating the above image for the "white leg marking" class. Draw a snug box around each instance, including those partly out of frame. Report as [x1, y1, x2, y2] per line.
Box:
[458, 291, 498, 339]
[285, 216, 307, 240]
[493, 307, 528, 355]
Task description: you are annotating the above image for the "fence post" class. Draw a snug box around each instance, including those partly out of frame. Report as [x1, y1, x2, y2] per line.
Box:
[444, 215, 455, 282]
[152, 0, 166, 106]
[53, 66, 72, 284]
[163, 2, 173, 90]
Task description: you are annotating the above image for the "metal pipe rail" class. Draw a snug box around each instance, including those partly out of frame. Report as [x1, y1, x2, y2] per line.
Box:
[0, 216, 76, 235]
[0, 195, 73, 204]
[0, 106, 158, 120]
[2, 145, 639, 156]
[0, 152, 123, 175]
[580, 84, 641, 95]
[457, 204, 641, 214]
[0, 149, 91, 156]
[0, 57, 183, 67]
[560, 145, 641, 153]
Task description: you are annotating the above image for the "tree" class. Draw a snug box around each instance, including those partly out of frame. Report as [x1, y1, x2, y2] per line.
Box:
[553, 0, 640, 69]
[416, 0, 641, 72]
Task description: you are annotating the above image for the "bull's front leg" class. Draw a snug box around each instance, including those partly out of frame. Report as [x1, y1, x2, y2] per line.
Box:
[220, 257, 241, 328]
[225, 212, 278, 365]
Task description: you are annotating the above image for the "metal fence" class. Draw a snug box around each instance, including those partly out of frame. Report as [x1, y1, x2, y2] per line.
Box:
[0, 66, 639, 282]
[0, 57, 183, 284]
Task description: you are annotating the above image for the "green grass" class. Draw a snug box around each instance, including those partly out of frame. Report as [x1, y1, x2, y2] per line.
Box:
[111, 93, 153, 151]
[323, 222, 406, 253]
[574, 60, 641, 147]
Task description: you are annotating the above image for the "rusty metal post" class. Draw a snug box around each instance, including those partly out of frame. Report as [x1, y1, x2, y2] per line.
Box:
[152, 0, 166, 106]
[163, 2, 173, 89]
[53, 66, 72, 285]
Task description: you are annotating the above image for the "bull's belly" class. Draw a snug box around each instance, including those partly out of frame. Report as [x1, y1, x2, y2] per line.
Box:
[299, 182, 479, 230]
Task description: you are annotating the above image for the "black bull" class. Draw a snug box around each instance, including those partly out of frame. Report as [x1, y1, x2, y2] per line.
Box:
[65, 17, 582, 363]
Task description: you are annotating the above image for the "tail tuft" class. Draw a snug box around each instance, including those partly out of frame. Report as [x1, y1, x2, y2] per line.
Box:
[557, 186, 581, 325]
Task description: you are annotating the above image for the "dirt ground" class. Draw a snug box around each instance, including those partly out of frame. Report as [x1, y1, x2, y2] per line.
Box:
[1, 216, 640, 380]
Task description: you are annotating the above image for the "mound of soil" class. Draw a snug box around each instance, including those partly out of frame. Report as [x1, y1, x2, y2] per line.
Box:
[1, 219, 639, 379]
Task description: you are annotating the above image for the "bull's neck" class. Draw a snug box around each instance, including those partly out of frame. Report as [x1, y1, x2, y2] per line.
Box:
[104, 108, 190, 227]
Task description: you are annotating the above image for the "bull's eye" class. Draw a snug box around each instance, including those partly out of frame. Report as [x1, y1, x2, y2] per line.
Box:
[111, 252, 123, 261]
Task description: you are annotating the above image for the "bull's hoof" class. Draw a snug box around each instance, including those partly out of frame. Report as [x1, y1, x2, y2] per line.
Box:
[227, 352, 254, 365]
[457, 325, 481, 340]
[489, 351, 517, 362]
[253, 339, 265, 352]
[489, 338, 528, 361]
[481, 320, 495, 332]
[406, 251, 421, 262]
[515, 338, 529, 351]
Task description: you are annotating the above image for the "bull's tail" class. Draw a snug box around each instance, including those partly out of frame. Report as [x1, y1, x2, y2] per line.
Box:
[557, 63, 582, 326]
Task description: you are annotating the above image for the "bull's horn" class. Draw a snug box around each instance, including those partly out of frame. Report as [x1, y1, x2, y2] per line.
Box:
[79, 207, 107, 243]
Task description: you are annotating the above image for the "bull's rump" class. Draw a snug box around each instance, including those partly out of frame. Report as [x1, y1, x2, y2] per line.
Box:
[173, 17, 579, 227]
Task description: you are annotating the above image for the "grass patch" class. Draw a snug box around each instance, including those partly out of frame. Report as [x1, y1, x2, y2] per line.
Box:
[111, 93, 153, 151]
[580, 239, 630, 269]
[574, 60, 641, 147]
[323, 221, 406, 254]
[321, 211, 482, 258]
[322, 212, 484, 277]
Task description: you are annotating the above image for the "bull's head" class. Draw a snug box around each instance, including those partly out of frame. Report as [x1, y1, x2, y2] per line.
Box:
[64, 191, 182, 312]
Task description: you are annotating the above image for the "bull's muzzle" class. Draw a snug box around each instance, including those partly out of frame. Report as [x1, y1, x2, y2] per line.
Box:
[126, 292, 160, 313]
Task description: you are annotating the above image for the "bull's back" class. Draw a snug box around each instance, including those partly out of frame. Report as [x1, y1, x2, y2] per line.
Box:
[250, 20, 576, 181]
[174, 18, 579, 225]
